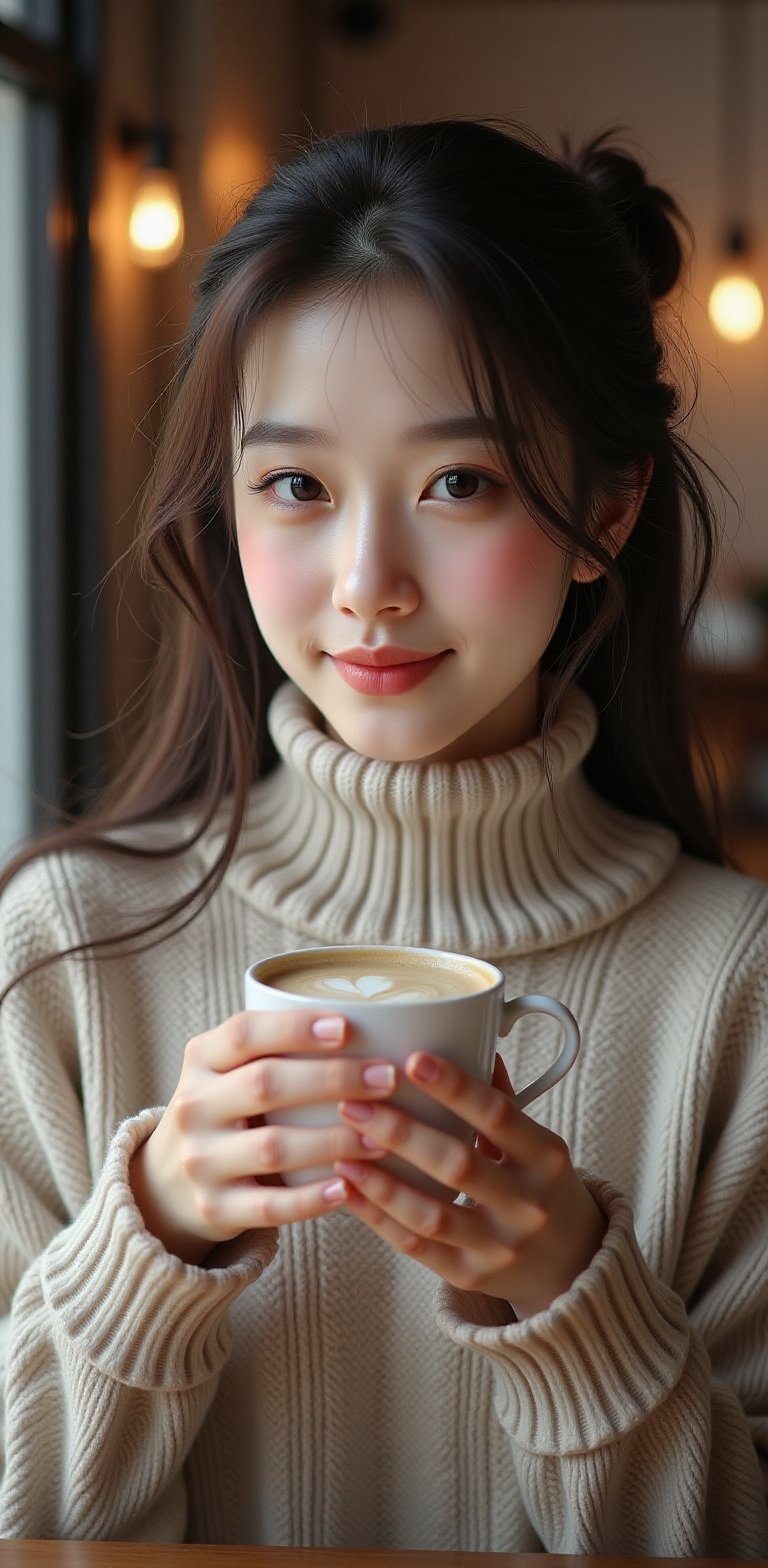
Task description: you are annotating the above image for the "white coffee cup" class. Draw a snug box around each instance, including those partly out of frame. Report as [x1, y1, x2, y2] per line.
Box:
[244, 943, 580, 1200]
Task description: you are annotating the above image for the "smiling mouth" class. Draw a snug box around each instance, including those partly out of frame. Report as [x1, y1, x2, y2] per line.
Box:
[330, 646, 449, 668]
[328, 649, 451, 696]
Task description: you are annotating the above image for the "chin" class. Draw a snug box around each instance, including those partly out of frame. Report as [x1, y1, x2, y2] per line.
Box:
[328, 717, 459, 764]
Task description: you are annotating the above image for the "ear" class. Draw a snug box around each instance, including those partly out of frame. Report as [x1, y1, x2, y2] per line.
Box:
[571, 458, 654, 586]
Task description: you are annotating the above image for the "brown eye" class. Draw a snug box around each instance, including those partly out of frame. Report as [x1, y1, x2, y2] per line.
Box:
[284, 474, 324, 502]
[445, 470, 479, 499]
[429, 469, 495, 501]
[247, 470, 329, 507]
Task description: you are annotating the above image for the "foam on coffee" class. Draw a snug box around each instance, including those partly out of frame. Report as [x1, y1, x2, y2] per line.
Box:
[263, 948, 492, 1004]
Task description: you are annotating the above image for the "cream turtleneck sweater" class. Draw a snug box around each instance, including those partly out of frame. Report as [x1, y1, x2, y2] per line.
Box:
[0, 678, 766, 1554]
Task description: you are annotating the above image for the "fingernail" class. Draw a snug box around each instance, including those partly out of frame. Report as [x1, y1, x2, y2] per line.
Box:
[410, 1053, 440, 1083]
[360, 1136, 387, 1153]
[322, 1179, 348, 1204]
[311, 1016, 346, 1044]
[339, 1099, 374, 1121]
[361, 1063, 396, 1088]
[335, 1160, 368, 1182]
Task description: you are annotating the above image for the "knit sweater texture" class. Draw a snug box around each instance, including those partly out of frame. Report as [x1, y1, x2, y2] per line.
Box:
[0, 676, 767, 1553]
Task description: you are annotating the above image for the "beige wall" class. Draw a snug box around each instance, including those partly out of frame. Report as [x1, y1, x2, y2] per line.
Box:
[94, 0, 768, 771]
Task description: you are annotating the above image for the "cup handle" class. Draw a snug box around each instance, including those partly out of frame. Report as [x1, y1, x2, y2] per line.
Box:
[498, 993, 580, 1109]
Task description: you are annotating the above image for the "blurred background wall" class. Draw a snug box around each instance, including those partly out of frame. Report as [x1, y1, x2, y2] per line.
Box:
[2, 0, 767, 872]
[91, 0, 304, 780]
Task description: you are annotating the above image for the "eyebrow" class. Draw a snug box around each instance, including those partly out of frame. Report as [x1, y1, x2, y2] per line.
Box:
[240, 414, 501, 452]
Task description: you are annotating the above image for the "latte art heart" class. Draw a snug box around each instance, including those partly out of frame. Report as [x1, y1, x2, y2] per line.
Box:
[306, 972, 449, 1002]
[266, 955, 490, 1003]
[324, 975, 393, 997]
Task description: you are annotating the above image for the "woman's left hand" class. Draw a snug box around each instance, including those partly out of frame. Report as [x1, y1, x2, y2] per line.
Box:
[333, 1051, 607, 1321]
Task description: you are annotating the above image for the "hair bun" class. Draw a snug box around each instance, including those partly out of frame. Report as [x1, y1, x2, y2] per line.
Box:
[559, 127, 690, 300]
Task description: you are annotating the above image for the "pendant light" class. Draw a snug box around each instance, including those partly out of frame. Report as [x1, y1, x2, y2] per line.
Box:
[120, 120, 185, 270]
[707, 0, 763, 343]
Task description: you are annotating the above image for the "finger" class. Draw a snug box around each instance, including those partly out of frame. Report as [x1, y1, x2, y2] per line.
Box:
[333, 1158, 507, 1257]
[206, 1174, 353, 1232]
[186, 1009, 352, 1073]
[211, 1054, 399, 1122]
[477, 1054, 515, 1161]
[339, 1181, 466, 1271]
[336, 1179, 515, 1291]
[401, 1051, 550, 1169]
[493, 1052, 515, 1095]
[337, 1099, 546, 1225]
[190, 1123, 389, 1182]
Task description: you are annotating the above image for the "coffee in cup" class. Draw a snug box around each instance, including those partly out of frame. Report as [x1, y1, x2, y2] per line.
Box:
[245, 944, 580, 1201]
[262, 947, 490, 1004]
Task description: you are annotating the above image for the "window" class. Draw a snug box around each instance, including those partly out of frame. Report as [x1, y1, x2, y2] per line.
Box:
[0, 78, 32, 855]
[0, 0, 101, 862]
[0, 0, 62, 42]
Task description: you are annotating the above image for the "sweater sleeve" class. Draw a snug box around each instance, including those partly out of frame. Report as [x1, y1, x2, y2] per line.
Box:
[0, 865, 278, 1540]
[434, 920, 768, 1559]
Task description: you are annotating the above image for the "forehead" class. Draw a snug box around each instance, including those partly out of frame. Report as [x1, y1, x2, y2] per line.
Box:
[233, 283, 573, 503]
[238, 284, 482, 432]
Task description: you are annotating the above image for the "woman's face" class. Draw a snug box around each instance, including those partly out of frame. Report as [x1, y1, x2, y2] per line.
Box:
[232, 285, 576, 763]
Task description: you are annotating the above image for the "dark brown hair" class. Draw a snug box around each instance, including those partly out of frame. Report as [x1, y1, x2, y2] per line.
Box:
[0, 116, 734, 1004]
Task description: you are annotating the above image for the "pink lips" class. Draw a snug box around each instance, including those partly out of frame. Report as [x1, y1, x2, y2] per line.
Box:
[328, 646, 450, 696]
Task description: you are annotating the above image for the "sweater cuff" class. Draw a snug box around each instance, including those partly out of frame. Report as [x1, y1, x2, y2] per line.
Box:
[41, 1109, 278, 1392]
[434, 1170, 690, 1455]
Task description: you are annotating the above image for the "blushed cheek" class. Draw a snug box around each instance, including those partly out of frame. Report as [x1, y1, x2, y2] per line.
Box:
[237, 530, 317, 622]
[447, 528, 565, 614]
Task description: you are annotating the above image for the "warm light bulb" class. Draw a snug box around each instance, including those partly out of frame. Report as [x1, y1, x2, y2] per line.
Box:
[128, 168, 184, 268]
[707, 273, 764, 342]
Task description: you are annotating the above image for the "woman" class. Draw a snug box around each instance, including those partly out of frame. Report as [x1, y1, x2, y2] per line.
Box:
[1, 117, 766, 1554]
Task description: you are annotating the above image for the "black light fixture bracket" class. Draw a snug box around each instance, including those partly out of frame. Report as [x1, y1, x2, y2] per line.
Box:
[119, 117, 174, 170]
[725, 222, 750, 258]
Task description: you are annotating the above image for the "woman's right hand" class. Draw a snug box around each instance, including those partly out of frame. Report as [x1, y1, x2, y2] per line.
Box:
[128, 1009, 397, 1266]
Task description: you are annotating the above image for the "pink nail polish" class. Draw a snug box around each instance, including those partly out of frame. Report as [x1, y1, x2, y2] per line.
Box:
[411, 1053, 440, 1083]
[335, 1160, 368, 1182]
[311, 1016, 346, 1044]
[339, 1099, 374, 1121]
[361, 1063, 396, 1088]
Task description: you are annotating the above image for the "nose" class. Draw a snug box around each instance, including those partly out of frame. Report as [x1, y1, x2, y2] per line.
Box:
[331, 512, 420, 620]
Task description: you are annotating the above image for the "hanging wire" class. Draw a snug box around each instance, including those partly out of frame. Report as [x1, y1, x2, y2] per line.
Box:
[719, 0, 752, 252]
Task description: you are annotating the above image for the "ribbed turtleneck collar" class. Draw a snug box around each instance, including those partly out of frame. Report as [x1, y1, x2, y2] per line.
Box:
[205, 678, 680, 957]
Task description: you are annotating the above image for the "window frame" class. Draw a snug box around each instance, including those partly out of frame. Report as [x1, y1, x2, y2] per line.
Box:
[0, 0, 103, 830]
